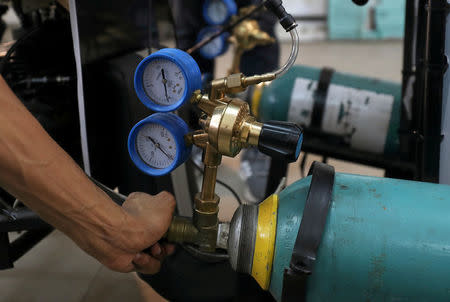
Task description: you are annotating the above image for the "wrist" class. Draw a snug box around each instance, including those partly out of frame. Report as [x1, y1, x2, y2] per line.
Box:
[63, 191, 130, 249]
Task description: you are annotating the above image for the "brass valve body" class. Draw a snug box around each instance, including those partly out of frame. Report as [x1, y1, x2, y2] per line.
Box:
[184, 91, 264, 251]
[191, 92, 263, 157]
[172, 56, 279, 251]
[229, 18, 275, 74]
[208, 98, 261, 157]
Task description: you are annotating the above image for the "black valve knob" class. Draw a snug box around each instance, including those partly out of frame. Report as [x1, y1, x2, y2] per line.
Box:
[258, 121, 303, 162]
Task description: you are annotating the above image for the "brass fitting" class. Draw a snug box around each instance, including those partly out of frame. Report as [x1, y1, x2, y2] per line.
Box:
[228, 11, 276, 74]
[194, 143, 222, 252]
[190, 91, 227, 115]
[208, 73, 276, 101]
[208, 97, 262, 157]
[179, 41, 277, 252]
[166, 216, 199, 244]
[185, 130, 209, 149]
[183, 94, 264, 250]
[188, 91, 264, 252]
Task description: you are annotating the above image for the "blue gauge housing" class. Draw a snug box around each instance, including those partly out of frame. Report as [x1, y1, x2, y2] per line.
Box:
[134, 48, 202, 112]
[128, 113, 192, 176]
[197, 27, 229, 60]
[203, 0, 237, 25]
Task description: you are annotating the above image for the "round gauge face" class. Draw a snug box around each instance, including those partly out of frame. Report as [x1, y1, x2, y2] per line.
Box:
[142, 59, 186, 106]
[207, 0, 228, 24]
[201, 33, 224, 57]
[135, 123, 177, 169]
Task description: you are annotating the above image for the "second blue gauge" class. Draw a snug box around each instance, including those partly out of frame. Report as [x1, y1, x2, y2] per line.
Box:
[197, 27, 229, 60]
[128, 113, 192, 176]
[203, 0, 237, 25]
[134, 48, 202, 112]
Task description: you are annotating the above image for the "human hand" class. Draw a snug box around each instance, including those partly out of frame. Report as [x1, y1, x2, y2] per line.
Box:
[81, 191, 176, 274]
[122, 191, 176, 274]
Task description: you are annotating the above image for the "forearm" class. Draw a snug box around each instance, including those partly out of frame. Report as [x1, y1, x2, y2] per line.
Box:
[0, 76, 127, 249]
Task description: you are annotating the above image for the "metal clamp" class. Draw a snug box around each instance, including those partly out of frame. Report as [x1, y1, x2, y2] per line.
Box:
[311, 67, 335, 129]
[281, 161, 335, 302]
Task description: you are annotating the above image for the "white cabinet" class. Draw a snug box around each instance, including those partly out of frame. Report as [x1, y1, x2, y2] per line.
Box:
[282, 0, 327, 17]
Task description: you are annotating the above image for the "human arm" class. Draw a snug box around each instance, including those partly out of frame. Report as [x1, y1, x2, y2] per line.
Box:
[0, 75, 174, 273]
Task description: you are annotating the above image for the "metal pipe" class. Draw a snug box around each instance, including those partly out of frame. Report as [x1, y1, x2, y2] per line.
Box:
[9, 227, 53, 263]
[412, 0, 428, 179]
[200, 166, 218, 200]
[199, 144, 221, 201]
[398, 0, 418, 161]
[417, 0, 448, 182]
[273, 28, 299, 78]
[0, 208, 50, 232]
[193, 144, 222, 251]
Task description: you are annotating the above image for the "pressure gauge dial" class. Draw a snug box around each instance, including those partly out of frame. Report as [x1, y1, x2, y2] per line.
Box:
[203, 0, 237, 25]
[197, 27, 229, 60]
[128, 113, 192, 176]
[134, 48, 202, 112]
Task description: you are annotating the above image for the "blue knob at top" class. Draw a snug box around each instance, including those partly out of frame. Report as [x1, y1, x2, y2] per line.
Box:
[134, 48, 202, 112]
[203, 0, 237, 25]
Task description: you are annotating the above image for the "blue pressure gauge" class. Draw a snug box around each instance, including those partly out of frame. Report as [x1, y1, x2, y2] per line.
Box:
[203, 0, 237, 25]
[134, 48, 202, 112]
[128, 113, 192, 176]
[197, 27, 229, 60]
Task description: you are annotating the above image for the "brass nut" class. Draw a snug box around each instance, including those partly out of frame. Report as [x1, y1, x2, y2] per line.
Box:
[240, 117, 262, 146]
[194, 210, 219, 228]
[227, 73, 243, 89]
[194, 193, 220, 212]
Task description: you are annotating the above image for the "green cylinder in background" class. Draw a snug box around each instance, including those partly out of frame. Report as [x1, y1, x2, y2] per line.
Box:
[252, 65, 402, 155]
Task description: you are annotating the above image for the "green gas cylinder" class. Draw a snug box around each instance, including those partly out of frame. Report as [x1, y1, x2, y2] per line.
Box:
[228, 170, 450, 301]
[251, 66, 402, 155]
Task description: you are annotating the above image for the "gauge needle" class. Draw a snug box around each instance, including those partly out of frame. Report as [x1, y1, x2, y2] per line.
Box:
[161, 69, 170, 103]
[146, 136, 174, 160]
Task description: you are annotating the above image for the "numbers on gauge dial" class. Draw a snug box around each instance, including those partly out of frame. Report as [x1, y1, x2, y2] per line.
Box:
[207, 0, 228, 24]
[142, 59, 186, 105]
[135, 123, 177, 169]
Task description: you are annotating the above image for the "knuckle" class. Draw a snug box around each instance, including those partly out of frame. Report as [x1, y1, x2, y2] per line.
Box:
[164, 192, 177, 209]
[128, 192, 145, 199]
[158, 191, 175, 202]
[156, 192, 176, 212]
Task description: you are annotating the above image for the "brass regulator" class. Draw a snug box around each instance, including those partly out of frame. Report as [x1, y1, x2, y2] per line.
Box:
[127, 0, 302, 254]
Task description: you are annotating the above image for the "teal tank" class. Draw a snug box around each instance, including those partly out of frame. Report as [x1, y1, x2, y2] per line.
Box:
[270, 173, 450, 301]
[256, 66, 402, 155]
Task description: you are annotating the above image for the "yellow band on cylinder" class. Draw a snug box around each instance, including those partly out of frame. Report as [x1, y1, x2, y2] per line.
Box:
[251, 194, 278, 290]
[251, 84, 264, 118]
